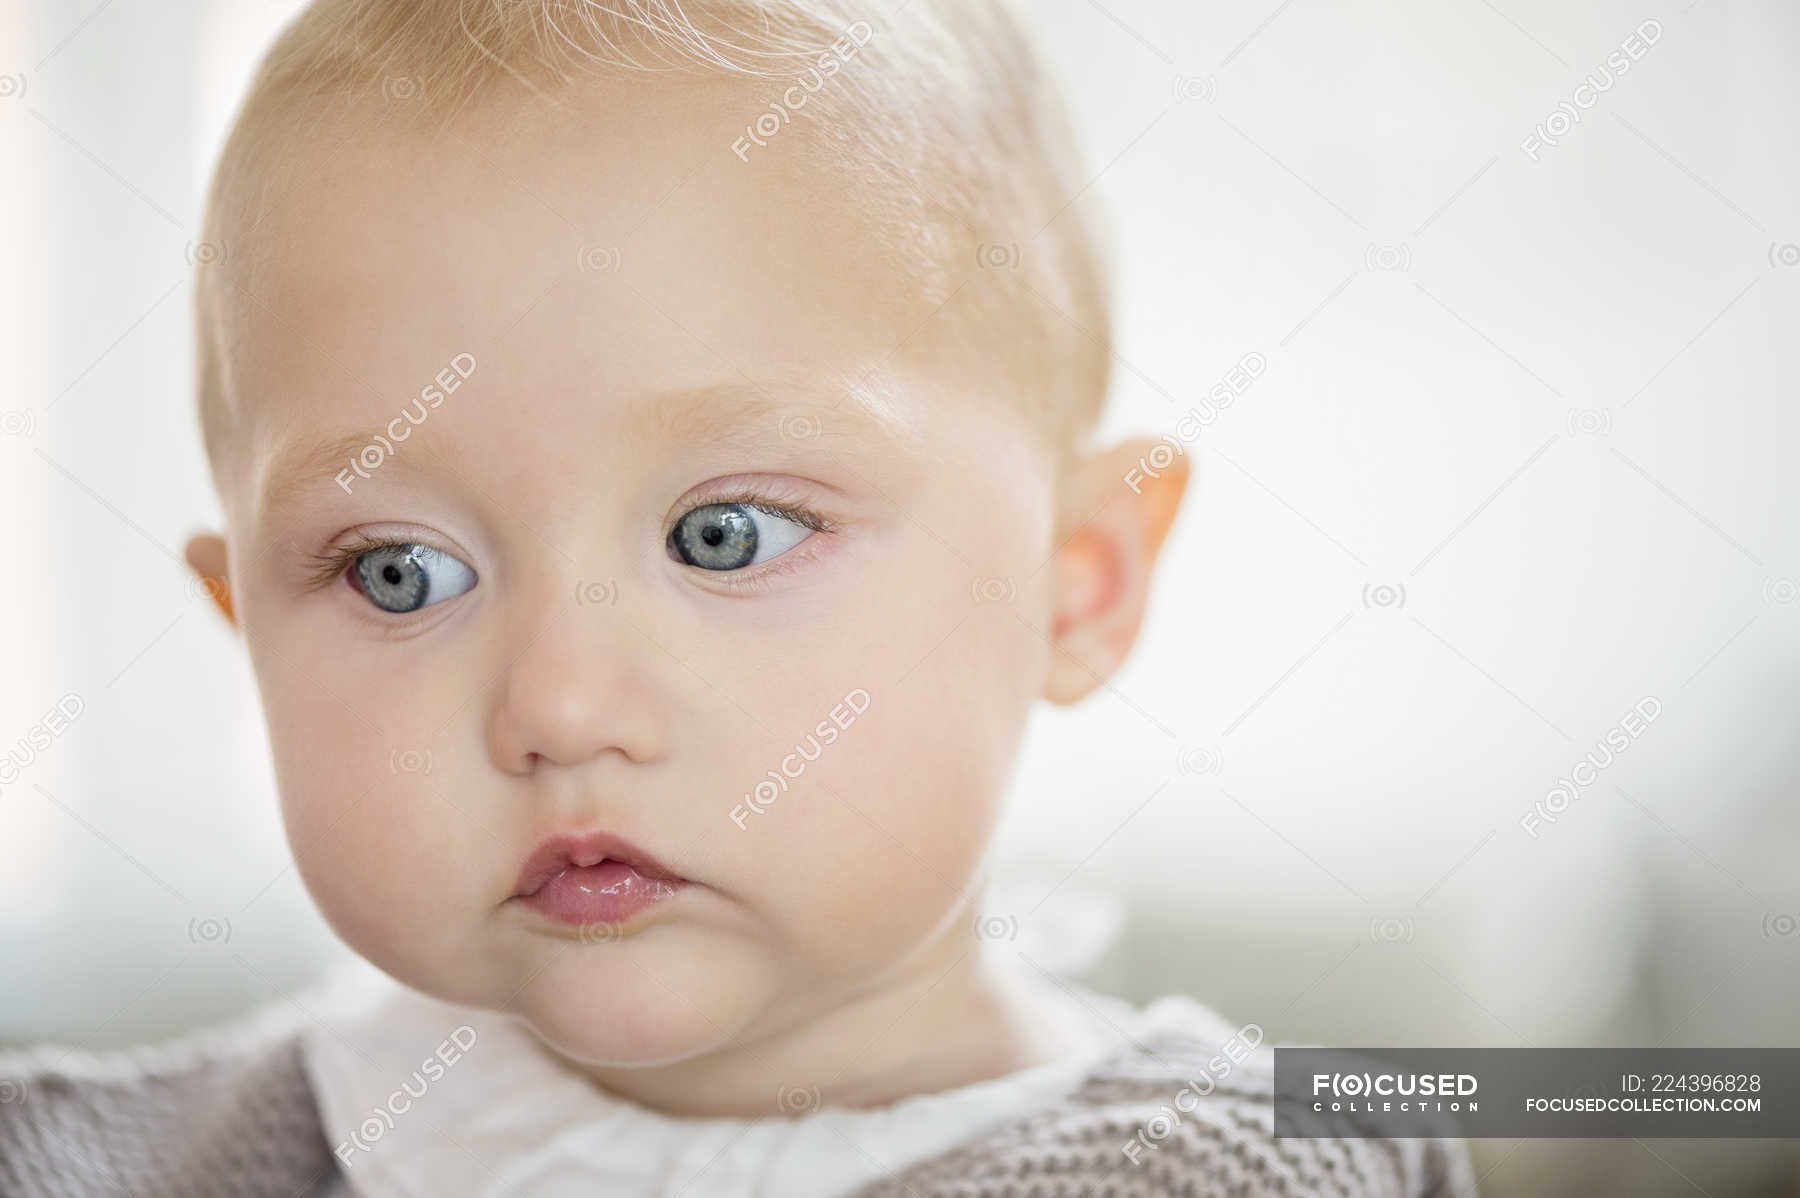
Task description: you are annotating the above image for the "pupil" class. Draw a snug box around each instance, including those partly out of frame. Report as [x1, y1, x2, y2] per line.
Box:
[383, 565, 403, 584]
[702, 525, 724, 546]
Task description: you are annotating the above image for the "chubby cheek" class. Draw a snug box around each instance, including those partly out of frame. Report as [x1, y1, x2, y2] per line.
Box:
[252, 639, 497, 998]
[738, 556, 1048, 978]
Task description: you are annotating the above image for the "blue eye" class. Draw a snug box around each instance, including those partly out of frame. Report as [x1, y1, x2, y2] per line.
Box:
[351, 544, 477, 613]
[669, 502, 813, 571]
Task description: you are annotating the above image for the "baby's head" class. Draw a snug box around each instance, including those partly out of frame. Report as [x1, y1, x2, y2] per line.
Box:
[184, 0, 1187, 1103]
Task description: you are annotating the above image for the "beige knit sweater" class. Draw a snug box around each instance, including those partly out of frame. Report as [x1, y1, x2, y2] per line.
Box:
[0, 1000, 1475, 1197]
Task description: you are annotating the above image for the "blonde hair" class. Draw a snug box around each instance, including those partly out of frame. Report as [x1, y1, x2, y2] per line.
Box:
[195, 0, 1112, 485]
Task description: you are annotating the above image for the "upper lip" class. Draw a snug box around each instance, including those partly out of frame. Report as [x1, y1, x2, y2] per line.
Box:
[511, 832, 685, 897]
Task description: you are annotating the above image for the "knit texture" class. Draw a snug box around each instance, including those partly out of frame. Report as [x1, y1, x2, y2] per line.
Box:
[0, 1003, 338, 1198]
[1, 1004, 1473, 1197]
[850, 1028, 1475, 1198]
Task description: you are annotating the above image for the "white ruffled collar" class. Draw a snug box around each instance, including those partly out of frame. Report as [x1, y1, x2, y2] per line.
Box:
[300, 958, 1148, 1198]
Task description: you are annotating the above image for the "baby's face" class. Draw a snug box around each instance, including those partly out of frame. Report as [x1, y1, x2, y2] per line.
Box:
[214, 80, 1063, 1067]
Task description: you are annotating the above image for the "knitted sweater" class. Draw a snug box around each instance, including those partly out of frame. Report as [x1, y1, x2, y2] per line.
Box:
[0, 1000, 1476, 1198]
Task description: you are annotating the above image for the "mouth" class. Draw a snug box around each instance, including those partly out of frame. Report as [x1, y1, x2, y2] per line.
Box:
[508, 831, 688, 929]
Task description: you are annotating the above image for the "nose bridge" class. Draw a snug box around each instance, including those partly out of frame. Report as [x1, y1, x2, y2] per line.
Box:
[487, 573, 668, 772]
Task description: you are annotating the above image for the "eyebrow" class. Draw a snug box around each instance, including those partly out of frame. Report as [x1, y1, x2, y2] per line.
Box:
[649, 379, 916, 455]
[257, 378, 916, 514]
[261, 431, 404, 515]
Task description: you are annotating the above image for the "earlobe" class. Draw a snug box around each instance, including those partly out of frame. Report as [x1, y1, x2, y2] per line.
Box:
[1042, 439, 1189, 706]
[183, 532, 237, 628]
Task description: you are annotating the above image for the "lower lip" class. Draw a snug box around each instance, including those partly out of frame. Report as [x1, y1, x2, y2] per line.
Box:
[515, 861, 683, 927]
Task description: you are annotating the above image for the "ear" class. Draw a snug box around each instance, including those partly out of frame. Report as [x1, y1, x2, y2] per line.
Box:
[183, 532, 237, 627]
[1042, 439, 1189, 705]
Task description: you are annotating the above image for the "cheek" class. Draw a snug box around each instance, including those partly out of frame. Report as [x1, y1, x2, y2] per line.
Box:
[249, 628, 491, 985]
[735, 550, 1045, 968]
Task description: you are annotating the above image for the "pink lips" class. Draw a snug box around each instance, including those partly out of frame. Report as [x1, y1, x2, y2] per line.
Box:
[509, 832, 686, 928]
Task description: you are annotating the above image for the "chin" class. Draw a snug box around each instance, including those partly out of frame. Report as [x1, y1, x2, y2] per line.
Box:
[510, 928, 774, 1067]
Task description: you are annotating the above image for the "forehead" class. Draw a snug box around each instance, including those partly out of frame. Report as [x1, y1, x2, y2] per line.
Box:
[214, 73, 948, 511]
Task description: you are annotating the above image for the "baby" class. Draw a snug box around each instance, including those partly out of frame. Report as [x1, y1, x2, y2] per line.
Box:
[1, 1, 1474, 1195]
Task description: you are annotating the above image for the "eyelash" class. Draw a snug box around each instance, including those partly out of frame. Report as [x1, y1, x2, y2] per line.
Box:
[304, 530, 414, 593]
[673, 482, 837, 595]
[304, 485, 835, 596]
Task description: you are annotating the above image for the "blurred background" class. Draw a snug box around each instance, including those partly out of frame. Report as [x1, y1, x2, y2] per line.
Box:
[2, 0, 1796, 1194]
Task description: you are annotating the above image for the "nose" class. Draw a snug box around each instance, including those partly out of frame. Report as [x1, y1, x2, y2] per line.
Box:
[486, 599, 671, 774]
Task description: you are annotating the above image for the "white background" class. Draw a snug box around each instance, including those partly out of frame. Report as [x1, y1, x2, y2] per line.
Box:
[2, 2, 1796, 1194]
